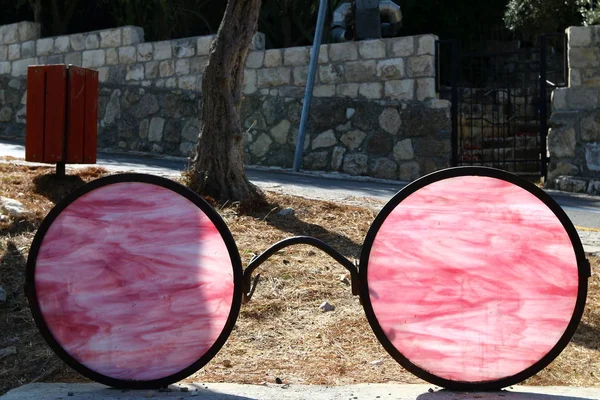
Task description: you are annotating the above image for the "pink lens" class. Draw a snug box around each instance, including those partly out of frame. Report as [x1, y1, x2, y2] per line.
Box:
[365, 174, 582, 385]
[33, 181, 236, 381]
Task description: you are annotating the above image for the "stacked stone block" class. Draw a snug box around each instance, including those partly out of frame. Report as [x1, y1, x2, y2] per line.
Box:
[245, 35, 436, 102]
[0, 22, 265, 92]
[548, 85, 600, 193]
[547, 25, 600, 194]
[96, 85, 203, 157]
[0, 21, 448, 181]
[241, 96, 451, 180]
[1, 21, 434, 101]
[567, 26, 600, 87]
[0, 76, 26, 138]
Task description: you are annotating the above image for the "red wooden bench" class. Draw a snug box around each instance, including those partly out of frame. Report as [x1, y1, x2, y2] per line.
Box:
[25, 65, 99, 176]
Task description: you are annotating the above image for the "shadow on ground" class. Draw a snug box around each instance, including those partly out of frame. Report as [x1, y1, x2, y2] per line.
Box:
[2, 383, 256, 399]
[32, 173, 86, 204]
[0, 241, 27, 307]
[0, 217, 40, 237]
[417, 391, 594, 400]
[264, 212, 362, 259]
[572, 321, 600, 351]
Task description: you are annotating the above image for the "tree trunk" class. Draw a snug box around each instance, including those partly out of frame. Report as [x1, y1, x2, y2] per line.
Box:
[32, 0, 42, 25]
[49, 0, 80, 35]
[186, 0, 266, 207]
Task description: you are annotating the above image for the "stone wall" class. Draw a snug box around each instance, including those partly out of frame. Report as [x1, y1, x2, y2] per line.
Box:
[0, 21, 449, 180]
[547, 25, 600, 194]
[241, 97, 450, 179]
[0, 76, 25, 136]
[0, 21, 436, 100]
[0, 21, 264, 92]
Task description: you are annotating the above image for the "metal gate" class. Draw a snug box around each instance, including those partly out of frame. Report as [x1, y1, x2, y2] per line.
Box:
[436, 34, 567, 179]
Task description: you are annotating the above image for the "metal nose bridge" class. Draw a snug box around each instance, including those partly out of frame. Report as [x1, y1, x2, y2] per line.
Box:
[241, 236, 360, 303]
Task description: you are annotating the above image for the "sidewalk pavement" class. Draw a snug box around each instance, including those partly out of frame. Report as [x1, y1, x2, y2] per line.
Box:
[2, 382, 599, 400]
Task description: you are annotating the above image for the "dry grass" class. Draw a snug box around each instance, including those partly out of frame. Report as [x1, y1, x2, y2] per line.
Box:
[188, 193, 411, 387]
[0, 163, 107, 394]
[524, 256, 600, 387]
[0, 160, 599, 395]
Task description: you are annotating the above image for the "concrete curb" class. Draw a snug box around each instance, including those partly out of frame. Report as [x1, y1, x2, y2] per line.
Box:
[2, 383, 599, 400]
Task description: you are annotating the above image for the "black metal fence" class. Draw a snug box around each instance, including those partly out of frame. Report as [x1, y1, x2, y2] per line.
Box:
[437, 34, 568, 178]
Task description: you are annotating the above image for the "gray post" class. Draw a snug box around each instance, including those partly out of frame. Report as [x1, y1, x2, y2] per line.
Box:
[293, 0, 329, 172]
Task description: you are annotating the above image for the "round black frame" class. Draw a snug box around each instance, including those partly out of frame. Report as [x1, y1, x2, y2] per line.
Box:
[359, 166, 590, 391]
[25, 173, 244, 390]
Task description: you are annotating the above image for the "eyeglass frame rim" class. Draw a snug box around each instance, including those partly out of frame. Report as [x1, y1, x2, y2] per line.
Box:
[24, 173, 245, 390]
[24, 167, 591, 391]
[358, 166, 590, 392]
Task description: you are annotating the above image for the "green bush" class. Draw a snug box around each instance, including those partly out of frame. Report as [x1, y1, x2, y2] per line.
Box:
[579, 0, 600, 25]
[401, 0, 510, 50]
[504, 0, 582, 38]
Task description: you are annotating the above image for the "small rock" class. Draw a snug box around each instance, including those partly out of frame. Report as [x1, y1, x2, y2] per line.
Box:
[222, 359, 232, 368]
[151, 143, 163, 153]
[339, 274, 350, 285]
[370, 359, 384, 366]
[0, 197, 28, 217]
[67, 391, 74, 396]
[0, 286, 6, 303]
[277, 208, 295, 217]
[0, 215, 7, 221]
[180, 386, 189, 392]
[0, 346, 17, 359]
[346, 108, 356, 119]
[275, 377, 283, 384]
[337, 121, 353, 132]
[319, 301, 335, 312]
[144, 391, 154, 398]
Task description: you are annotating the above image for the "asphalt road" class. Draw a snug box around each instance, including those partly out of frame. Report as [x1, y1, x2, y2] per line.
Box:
[2, 139, 600, 230]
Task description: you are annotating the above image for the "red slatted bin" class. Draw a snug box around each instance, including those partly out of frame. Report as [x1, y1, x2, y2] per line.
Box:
[25, 65, 99, 165]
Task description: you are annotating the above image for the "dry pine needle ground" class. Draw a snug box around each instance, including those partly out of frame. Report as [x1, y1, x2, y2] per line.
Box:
[0, 161, 598, 395]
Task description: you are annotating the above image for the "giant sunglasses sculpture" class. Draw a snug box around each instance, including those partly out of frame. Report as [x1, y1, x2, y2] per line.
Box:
[25, 167, 591, 391]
